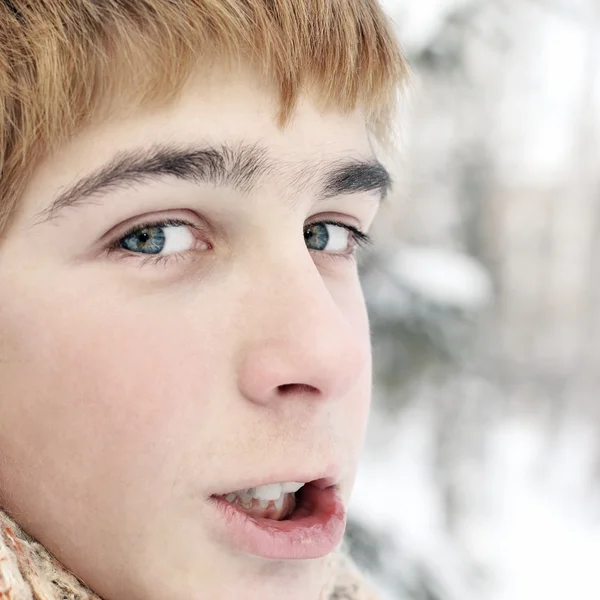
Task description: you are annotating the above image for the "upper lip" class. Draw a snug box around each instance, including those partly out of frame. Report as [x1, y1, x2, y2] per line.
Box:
[209, 466, 342, 496]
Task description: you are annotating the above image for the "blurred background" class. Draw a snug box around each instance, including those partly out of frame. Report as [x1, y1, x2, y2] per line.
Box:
[346, 1, 600, 598]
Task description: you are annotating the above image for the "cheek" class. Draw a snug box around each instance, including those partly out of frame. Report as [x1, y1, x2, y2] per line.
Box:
[0, 284, 221, 514]
[344, 290, 373, 464]
[344, 354, 372, 451]
[326, 280, 373, 463]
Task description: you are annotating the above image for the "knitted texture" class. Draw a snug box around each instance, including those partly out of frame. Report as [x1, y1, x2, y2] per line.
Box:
[0, 509, 379, 600]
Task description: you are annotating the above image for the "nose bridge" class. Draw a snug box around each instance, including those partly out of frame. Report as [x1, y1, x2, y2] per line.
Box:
[234, 252, 368, 404]
[257, 256, 330, 328]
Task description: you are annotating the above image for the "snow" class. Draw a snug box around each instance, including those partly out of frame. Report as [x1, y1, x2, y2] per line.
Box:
[349, 403, 482, 600]
[388, 245, 493, 310]
[355, 4, 600, 600]
[380, 0, 477, 53]
[349, 407, 600, 600]
[493, 8, 589, 186]
[481, 419, 600, 600]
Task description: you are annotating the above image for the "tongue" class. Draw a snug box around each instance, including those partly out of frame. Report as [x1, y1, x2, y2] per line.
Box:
[231, 493, 297, 520]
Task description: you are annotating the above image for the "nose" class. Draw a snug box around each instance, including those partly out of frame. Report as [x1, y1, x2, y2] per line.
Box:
[234, 256, 370, 406]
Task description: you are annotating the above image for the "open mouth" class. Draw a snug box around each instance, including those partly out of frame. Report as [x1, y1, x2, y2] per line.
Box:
[216, 481, 311, 521]
[207, 478, 346, 559]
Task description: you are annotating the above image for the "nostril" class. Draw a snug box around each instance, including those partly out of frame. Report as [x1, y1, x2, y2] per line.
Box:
[278, 383, 319, 396]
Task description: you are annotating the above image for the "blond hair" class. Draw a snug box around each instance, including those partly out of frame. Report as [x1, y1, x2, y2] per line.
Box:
[0, 0, 408, 236]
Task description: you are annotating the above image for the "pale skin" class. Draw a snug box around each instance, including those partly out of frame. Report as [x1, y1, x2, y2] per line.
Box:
[0, 67, 385, 600]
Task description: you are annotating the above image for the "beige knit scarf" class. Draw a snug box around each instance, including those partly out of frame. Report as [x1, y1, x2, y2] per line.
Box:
[0, 509, 379, 600]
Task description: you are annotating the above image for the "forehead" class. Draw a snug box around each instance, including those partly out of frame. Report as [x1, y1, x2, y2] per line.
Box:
[36, 69, 371, 183]
[13, 69, 376, 228]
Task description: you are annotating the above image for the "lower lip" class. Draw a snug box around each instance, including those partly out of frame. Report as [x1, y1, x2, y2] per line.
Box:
[207, 484, 346, 560]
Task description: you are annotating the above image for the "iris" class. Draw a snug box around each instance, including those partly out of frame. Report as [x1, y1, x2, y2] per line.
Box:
[120, 226, 166, 254]
[304, 223, 329, 251]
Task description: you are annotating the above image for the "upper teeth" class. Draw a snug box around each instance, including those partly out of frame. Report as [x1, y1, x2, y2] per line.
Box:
[226, 481, 305, 503]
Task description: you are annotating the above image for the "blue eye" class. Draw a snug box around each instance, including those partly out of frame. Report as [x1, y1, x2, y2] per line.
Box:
[304, 221, 373, 256]
[120, 226, 166, 254]
[118, 219, 196, 255]
[304, 223, 330, 251]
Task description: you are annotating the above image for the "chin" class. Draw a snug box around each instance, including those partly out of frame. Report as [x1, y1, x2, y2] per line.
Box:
[222, 557, 328, 600]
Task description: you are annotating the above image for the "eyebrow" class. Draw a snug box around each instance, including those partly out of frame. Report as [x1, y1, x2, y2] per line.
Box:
[32, 143, 392, 225]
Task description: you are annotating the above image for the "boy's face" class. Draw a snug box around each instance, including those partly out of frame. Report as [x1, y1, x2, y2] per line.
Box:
[0, 69, 383, 600]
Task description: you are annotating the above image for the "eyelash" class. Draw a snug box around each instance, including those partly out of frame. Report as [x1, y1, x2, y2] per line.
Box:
[105, 217, 375, 268]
